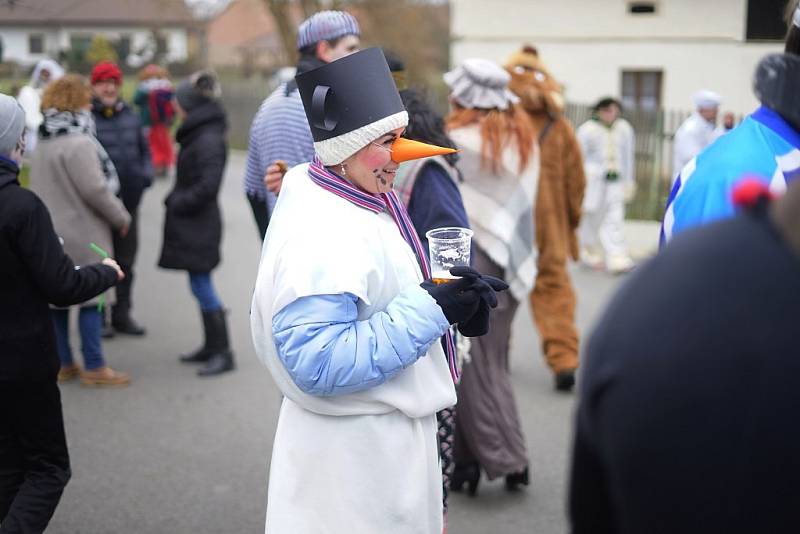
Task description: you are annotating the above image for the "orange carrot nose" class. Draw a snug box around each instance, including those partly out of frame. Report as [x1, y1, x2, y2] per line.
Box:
[390, 137, 458, 163]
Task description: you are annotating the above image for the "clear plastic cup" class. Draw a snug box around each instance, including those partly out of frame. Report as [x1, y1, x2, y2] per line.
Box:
[425, 227, 473, 284]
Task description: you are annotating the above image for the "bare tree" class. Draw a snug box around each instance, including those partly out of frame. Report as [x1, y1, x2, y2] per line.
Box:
[260, 0, 450, 99]
[299, 0, 323, 17]
[263, 0, 299, 63]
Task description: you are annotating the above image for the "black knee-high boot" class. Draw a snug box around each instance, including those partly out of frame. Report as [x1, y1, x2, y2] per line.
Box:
[179, 310, 215, 363]
[197, 309, 235, 376]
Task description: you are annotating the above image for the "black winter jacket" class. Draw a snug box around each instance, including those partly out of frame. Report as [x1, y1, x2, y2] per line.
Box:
[92, 98, 153, 210]
[570, 206, 800, 534]
[0, 158, 119, 381]
[158, 101, 227, 273]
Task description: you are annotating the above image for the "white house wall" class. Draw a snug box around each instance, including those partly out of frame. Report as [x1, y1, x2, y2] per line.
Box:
[452, 0, 747, 41]
[0, 26, 189, 66]
[0, 28, 61, 66]
[55, 26, 189, 61]
[453, 40, 781, 114]
[451, 0, 784, 114]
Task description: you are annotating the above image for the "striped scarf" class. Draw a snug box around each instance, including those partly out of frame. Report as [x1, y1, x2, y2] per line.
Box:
[308, 155, 460, 382]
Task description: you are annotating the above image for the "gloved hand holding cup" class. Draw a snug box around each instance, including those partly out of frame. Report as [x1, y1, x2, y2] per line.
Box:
[422, 227, 509, 337]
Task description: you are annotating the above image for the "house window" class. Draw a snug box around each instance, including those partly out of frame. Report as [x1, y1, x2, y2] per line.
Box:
[621, 70, 662, 112]
[746, 0, 786, 41]
[28, 34, 44, 54]
[155, 34, 169, 56]
[628, 2, 657, 15]
[116, 35, 131, 61]
[70, 35, 92, 54]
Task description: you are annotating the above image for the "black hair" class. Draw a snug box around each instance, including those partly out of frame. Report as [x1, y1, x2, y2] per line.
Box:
[297, 35, 346, 61]
[400, 88, 460, 167]
[593, 97, 623, 113]
[785, 0, 800, 55]
[194, 72, 218, 96]
[383, 49, 405, 73]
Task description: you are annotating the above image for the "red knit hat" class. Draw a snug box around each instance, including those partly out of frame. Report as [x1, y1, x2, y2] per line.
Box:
[91, 61, 122, 85]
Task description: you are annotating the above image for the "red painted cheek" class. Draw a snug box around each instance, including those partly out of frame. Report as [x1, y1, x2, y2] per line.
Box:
[360, 150, 389, 170]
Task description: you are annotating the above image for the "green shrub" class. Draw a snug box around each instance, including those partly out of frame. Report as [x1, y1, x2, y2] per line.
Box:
[86, 36, 119, 66]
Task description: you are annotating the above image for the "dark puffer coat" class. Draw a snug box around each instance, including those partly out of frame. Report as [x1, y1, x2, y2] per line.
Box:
[92, 98, 153, 210]
[0, 157, 119, 381]
[158, 101, 227, 273]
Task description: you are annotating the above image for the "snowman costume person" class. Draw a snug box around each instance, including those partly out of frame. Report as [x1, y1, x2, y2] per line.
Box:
[250, 48, 507, 534]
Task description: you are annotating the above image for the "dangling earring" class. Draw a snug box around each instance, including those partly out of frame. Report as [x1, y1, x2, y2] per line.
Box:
[340, 164, 347, 177]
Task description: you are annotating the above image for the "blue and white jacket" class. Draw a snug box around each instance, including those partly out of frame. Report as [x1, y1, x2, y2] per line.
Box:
[661, 106, 800, 245]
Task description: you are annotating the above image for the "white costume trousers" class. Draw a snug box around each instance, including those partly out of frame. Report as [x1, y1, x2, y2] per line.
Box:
[580, 180, 627, 259]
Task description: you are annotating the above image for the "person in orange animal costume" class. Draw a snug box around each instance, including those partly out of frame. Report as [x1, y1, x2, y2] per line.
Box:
[505, 45, 586, 392]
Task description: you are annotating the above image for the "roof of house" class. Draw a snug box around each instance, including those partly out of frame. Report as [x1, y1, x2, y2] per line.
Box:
[0, 0, 197, 26]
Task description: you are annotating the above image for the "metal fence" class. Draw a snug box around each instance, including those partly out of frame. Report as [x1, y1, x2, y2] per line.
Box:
[219, 79, 699, 222]
[564, 103, 696, 221]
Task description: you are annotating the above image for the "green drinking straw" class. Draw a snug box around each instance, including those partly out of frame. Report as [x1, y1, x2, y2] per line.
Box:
[89, 243, 109, 259]
[89, 243, 110, 312]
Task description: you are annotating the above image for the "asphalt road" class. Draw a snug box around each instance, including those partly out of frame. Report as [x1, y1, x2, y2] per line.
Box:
[47, 151, 627, 534]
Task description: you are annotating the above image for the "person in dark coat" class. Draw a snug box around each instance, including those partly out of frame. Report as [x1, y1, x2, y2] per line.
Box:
[158, 71, 234, 377]
[569, 176, 800, 533]
[91, 61, 153, 336]
[0, 93, 124, 533]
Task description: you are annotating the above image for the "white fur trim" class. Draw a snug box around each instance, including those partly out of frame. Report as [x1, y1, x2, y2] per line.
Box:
[315, 111, 409, 165]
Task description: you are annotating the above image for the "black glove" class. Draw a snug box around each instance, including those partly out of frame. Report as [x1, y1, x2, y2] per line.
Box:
[459, 304, 487, 336]
[421, 275, 481, 325]
[448, 266, 510, 338]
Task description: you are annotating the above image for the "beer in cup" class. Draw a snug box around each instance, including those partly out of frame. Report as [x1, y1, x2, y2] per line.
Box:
[425, 227, 473, 284]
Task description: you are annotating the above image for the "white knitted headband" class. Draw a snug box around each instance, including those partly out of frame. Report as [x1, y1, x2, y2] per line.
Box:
[315, 111, 408, 166]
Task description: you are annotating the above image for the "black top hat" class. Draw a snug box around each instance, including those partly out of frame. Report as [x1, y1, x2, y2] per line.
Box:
[295, 47, 408, 165]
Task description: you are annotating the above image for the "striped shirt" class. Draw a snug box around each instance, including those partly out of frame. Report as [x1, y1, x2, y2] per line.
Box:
[243, 83, 315, 211]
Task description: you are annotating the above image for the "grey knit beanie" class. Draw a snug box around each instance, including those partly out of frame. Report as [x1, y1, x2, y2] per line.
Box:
[0, 93, 25, 158]
[296, 11, 360, 51]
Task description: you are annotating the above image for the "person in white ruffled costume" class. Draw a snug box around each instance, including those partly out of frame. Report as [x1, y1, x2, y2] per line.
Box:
[577, 97, 636, 274]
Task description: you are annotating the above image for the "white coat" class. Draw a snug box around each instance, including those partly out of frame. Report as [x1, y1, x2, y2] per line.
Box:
[16, 59, 64, 154]
[577, 118, 634, 213]
[672, 112, 718, 181]
[16, 85, 43, 153]
[576, 117, 635, 263]
[250, 164, 457, 534]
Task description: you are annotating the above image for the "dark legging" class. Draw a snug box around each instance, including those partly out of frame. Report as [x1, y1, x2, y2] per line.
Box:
[0, 381, 70, 533]
[246, 192, 270, 241]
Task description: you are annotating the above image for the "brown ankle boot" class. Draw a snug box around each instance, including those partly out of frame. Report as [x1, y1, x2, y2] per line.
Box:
[80, 366, 130, 387]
